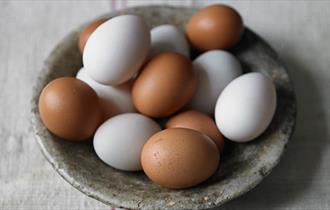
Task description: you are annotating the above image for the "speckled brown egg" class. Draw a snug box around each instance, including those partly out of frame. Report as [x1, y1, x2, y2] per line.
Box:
[141, 128, 219, 189]
[166, 110, 224, 152]
[132, 53, 197, 118]
[38, 77, 103, 140]
[186, 4, 243, 51]
[79, 18, 108, 53]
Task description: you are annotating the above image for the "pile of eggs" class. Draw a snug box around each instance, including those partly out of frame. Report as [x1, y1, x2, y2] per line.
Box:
[38, 4, 276, 189]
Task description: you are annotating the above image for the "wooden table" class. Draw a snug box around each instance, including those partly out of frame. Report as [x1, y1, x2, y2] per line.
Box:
[1, 1, 329, 209]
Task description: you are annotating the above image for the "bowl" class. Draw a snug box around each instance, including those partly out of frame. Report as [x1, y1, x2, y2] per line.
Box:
[31, 6, 296, 210]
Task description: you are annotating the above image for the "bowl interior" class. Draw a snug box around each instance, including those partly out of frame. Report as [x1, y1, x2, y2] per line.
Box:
[31, 6, 296, 210]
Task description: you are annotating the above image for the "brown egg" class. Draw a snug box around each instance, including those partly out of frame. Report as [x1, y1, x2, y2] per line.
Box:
[166, 110, 224, 152]
[186, 4, 243, 51]
[38, 77, 103, 140]
[79, 18, 108, 53]
[141, 128, 219, 189]
[132, 53, 197, 118]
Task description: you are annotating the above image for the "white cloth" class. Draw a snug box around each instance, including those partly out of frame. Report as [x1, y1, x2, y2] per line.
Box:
[0, 0, 329, 209]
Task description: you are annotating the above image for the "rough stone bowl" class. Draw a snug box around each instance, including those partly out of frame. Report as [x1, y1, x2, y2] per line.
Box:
[31, 6, 296, 210]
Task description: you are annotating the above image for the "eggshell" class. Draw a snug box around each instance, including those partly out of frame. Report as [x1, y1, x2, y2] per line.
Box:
[78, 18, 108, 53]
[132, 53, 197, 117]
[166, 110, 224, 151]
[38, 77, 102, 140]
[150, 24, 189, 58]
[141, 128, 219, 189]
[76, 68, 135, 119]
[189, 50, 242, 114]
[215, 72, 277, 142]
[93, 113, 161, 171]
[83, 15, 150, 85]
[186, 4, 243, 51]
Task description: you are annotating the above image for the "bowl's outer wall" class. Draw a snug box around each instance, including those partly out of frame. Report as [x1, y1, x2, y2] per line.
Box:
[31, 6, 296, 210]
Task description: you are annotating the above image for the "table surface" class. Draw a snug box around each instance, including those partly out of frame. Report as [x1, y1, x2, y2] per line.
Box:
[1, 0, 329, 209]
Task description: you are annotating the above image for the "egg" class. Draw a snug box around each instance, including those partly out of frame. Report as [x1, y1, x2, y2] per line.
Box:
[166, 110, 224, 151]
[38, 77, 102, 140]
[132, 53, 197, 117]
[93, 113, 161, 171]
[78, 18, 108, 53]
[189, 50, 242, 114]
[141, 128, 219, 189]
[186, 4, 243, 51]
[83, 15, 150, 85]
[150, 24, 189, 58]
[215, 72, 277, 142]
[76, 68, 135, 119]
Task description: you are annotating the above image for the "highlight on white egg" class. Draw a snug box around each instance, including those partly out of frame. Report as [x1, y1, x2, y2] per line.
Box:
[76, 68, 135, 119]
[189, 50, 242, 114]
[93, 113, 161, 171]
[150, 24, 190, 58]
[83, 15, 150, 85]
[215, 72, 277, 142]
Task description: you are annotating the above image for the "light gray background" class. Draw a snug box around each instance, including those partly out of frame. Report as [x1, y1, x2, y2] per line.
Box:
[0, 0, 329, 209]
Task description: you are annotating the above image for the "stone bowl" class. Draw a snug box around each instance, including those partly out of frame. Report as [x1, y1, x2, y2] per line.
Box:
[31, 6, 296, 210]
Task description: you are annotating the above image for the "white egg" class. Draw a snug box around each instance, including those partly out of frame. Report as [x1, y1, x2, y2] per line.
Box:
[76, 68, 135, 119]
[83, 15, 150, 85]
[93, 113, 161, 171]
[189, 50, 242, 114]
[215, 72, 277, 142]
[150, 24, 189, 58]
